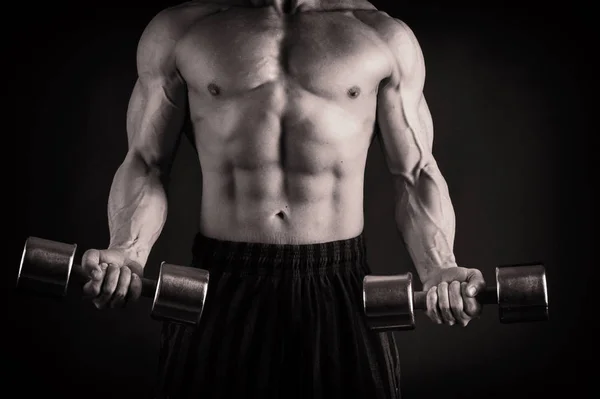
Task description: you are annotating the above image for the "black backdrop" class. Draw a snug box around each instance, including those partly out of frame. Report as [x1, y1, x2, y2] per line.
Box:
[7, 1, 594, 398]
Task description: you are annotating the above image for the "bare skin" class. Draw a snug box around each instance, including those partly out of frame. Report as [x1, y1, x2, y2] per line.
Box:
[82, 0, 486, 327]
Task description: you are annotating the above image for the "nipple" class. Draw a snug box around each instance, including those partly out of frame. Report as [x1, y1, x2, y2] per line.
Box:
[208, 83, 221, 96]
[347, 86, 361, 99]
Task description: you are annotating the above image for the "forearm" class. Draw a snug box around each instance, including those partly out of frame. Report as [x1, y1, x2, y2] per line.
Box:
[394, 163, 457, 282]
[107, 153, 168, 267]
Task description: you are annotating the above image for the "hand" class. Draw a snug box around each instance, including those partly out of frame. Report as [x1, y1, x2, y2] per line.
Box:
[81, 248, 144, 309]
[421, 267, 486, 327]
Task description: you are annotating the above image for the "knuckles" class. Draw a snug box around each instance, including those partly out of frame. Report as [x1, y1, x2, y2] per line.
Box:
[113, 290, 126, 300]
[87, 264, 138, 306]
[85, 285, 101, 297]
[81, 249, 99, 266]
[425, 278, 484, 327]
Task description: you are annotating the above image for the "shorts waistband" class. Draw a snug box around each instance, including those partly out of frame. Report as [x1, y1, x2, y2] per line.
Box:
[191, 233, 367, 277]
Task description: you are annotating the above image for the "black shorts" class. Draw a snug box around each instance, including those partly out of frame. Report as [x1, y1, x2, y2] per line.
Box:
[155, 233, 401, 399]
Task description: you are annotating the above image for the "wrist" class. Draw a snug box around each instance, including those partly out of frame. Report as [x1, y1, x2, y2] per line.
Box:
[418, 262, 457, 283]
[108, 241, 149, 267]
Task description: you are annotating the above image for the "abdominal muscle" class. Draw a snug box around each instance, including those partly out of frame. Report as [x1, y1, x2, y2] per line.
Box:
[191, 94, 373, 245]
[169, 1, 393, 244]
[198, 167, 366, 244]
[186, 52, 378, 244]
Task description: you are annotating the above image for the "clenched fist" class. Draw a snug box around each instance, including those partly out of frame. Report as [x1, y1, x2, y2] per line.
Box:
[81, 248, 144, 309]
[422, 267, 486, 327]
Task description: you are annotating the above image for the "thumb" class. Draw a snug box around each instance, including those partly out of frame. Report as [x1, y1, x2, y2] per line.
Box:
[81, 249, 103, 279]
[127, 260, 144, 277]
[466, 269, 486, 297]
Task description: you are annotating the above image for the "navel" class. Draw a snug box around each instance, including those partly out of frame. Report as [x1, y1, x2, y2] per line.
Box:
[347, 86, 361, 99]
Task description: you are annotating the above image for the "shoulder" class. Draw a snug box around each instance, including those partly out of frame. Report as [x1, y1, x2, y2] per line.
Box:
[312, 0, 378, 11]
[137, 1, 224, 75]
[354, 11, 424, 76]
[137, 1, 228, 66]
[353, 11, 421, 51]
[352, 11, 425, 89]
[143, 1, 228, 37]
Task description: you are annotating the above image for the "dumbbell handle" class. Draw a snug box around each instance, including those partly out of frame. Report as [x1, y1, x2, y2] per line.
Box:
[68, 261, 158, 298]
[412, 286, 498, 309]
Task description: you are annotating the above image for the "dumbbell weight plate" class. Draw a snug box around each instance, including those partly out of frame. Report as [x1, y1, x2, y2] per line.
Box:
[17, 236, 76, 297]
[363, 273, 416, 331]
[496, 264, 548, 323]
[151, 263, 210, 325]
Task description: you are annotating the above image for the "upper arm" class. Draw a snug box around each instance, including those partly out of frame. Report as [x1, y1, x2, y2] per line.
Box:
[125, 8, 190, 171]
[376, 18, 435, 184]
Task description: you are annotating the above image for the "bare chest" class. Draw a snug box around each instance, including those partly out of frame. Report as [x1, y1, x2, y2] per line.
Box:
[176, 8, 392, 100]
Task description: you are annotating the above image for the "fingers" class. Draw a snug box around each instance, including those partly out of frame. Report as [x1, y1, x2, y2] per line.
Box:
[425, 267, 486, 327]
[82, 262, 108, 299]
[466, 268, 486, 297]
[81, 249, 102, 298]
[93, 264, 120, 309]
[439, 282, 479, 327]
[426, 286, 442, 324]
[81, 249, 100, 275]
[462, 282, 481, 319]
[448, 281, 471, 327]
[80, 248, 144, 310]
[109, 266, 132, 308]
[437, 281, 476, 327]
[128, 273, 143, 302]
[436, 282, 456, 326]
[86, 265, 141, 309]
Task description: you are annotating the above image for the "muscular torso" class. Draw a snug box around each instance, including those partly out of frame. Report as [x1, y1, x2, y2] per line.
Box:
[175, 1, 394, 243]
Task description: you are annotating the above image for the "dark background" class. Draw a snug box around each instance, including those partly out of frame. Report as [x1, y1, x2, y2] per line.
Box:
[7, 0, 594, 398]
